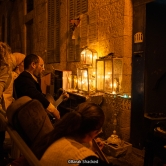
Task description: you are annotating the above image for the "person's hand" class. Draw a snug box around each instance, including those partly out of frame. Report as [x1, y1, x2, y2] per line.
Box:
[95, 137, 105, 150]
[47, 103, 60, 119]
[91, 138, 105, 154]
[62, 91, 69, 101]
[52, 107, 60, 119]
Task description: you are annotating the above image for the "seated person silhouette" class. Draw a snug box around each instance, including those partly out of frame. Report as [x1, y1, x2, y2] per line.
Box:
[6, 96, 54, 148]
[14, 54, 69, 123]
[32, 102, 112, 166]
[6, 96, 53, 166]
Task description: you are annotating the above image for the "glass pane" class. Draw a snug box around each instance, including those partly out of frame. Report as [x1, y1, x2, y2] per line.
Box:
[77, 68, 88, 92]
[77, 69, 82, 89]
[85, 49, 92, 65]
[96, 61, 104, 91]
[88, 68, 96, 93]
[92, 52, 98, 68]
[113, 58, 123, 93]
[81, 69, 88, 91]
[105, 60, 113, 92]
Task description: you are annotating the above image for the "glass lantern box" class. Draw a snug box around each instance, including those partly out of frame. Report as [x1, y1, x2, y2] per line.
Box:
[80, 48, 98, 67]
[77, 67, 96, 94]
[54, 70, 72, 94]
[96, 58, 123, 94]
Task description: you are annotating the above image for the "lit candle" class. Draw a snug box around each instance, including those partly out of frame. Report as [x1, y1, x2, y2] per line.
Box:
[114, 82, 117, 89]
[94, 55, 97, 59]
[112, 91, 116, 94]
[83, 72, 87, 77]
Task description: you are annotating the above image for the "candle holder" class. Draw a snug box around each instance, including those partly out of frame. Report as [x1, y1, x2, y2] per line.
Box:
[77, 48, 98, 94]
[68, 74, 78, 93]
[105, 93, 121, 146]
[77, 67, 96, 94]
[80, 48, 98, 67]
[96, 54, 123, 94]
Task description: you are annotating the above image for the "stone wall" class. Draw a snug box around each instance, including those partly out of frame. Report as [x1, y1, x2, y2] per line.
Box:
[86, 93, 131, 142]
[100, 94, 131, 142]
[33, 0, 47, 59]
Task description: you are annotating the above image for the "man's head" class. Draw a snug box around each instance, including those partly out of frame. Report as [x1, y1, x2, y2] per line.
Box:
[24, 54, 45, 77]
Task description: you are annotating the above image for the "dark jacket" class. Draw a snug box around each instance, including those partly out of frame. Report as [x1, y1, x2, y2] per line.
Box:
[14, 71, 49, 109]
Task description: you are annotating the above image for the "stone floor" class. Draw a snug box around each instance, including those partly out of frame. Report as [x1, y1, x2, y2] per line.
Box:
[106, 147, 145, 166]
[106, 146, 166, 166]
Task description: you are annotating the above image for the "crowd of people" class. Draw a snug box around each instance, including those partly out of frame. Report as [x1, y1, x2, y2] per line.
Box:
[0, 42, 26, 164]
[0, 41, 112, 166]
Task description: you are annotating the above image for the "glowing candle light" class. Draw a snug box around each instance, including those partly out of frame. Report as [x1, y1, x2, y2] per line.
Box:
[83, 72, 87, 77]
[94, 55, 97, 59]
[114, 82, 117, 89]
[112, 91, 116, 94]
